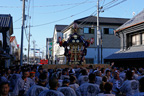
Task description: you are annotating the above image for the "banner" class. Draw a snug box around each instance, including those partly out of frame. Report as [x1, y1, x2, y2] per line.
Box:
[40, 59, 48, 64]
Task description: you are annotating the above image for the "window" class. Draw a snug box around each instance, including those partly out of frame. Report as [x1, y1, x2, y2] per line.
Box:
[103, 28, 114, 34]
[83, 27, 94, 34]
[128, 33, 144, 47]
[142, 33, 144, 45]
[132, 34, 140, 46]
[109, 29, 114, 34]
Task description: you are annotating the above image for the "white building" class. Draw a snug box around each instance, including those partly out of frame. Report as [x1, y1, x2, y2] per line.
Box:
[10, 36, 18, 55]
[52, 25, 68, 64]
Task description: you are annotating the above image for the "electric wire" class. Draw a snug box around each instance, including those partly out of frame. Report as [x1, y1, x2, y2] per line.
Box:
[14, 17, 22, 23]
[78, 0, 117, 26]
[14, 5, 96, 29]
[33, 5, 96, 27]
[78, 0, 127, 27]
[0, 0, 95, 8]
[14, 0, 127, 29]
[78, 10, 97, 26]
[37, 2, 87, 14]
[102, 0, 118, 7]
[101, 0, 127, 12]
[102, 0, 106, 6]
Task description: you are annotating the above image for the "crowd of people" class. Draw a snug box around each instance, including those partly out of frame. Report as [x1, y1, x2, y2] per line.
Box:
[0, 64, 144, 96]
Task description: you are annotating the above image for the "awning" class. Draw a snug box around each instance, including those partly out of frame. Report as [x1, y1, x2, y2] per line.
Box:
[0, 14, 13, 35]
[104, 51, 144, 60]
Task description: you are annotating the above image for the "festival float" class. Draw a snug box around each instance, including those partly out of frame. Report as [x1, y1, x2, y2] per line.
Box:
[58, 23, 93, 65]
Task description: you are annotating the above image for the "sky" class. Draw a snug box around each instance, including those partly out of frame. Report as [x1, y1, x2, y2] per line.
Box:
[0, 0, 144, 57]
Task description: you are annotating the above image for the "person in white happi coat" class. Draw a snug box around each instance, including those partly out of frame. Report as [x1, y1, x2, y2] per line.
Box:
[38, 78, 64, 96]
[78, 69, 88, 85]
[61, 69, 69, 80]
[5, 68, 12, 81]
[101, 68, 105, 77]
[9, 69, 22, 91]
[120, 70, 139, 96]
[133, 77, 144, 96]
[105, 70, 111, 82]
[28, 71, 36, 84]
[110, 70, 123, 95]
[69, 75, 79, 91]
[119, 67, 125, 80]
[132, 70, 139, 80]
[13, 69, 34, 96]
[95, 71, 102, 85]
[76, 73, 100, 96]
[57, 78, 77, 96]
[0, 70, 8, 84]
[26, 73, 49, 96]
[56, 71, 63, 87]
[97, 82, 115, 96]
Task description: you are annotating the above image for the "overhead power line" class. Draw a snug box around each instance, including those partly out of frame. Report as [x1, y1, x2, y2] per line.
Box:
[37, 1, 88, 14]
[78, 0, 127, 26]
[32, 5, 96, 27]
[14, 0, 127, 29]
[14, 5, 96, 29]
[78, 10, 97, 26]
[14, 17, 22, 23]
[33, 0, 93, 7]
[102, 0, 127, 12]
[103, 0, 118, 7]
[0, 0, 95, 8]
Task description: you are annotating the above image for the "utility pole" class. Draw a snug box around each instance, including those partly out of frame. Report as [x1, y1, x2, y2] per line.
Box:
[27, 20, 31, 65]
[20, 0, 25, 66]
[33, 40, 36, 64]
[97, 0, 100, 64]
[101, 31, 103, 64]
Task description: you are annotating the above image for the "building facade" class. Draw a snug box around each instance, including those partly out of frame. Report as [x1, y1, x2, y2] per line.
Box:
[46, 38, 53, 64]
[104, 10, 144, 67]
[61, 16, 129, 64]
[0, 14, 13, 68]
[10, 36, 20, 65]
[52, 25, 68, 64]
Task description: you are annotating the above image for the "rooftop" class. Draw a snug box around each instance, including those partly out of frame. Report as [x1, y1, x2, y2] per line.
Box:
[55, 25, 68, 32]
[115, 9, 144, 32]
[74, 16, 129, 25]
[0, 14, 13, 35]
